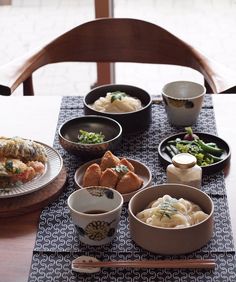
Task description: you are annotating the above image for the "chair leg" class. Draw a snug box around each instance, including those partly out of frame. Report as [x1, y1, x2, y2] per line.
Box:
[23, 76, 34, 96]
[204, 79, 214, 94]
[92, 62, 115, 89]
[93, 0, 115, 88]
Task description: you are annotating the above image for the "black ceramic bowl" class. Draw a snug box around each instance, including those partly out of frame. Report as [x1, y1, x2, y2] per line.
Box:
[83, 84, 152, 134]
[58, 115, 122, 159]
[158, 132, 231, 175]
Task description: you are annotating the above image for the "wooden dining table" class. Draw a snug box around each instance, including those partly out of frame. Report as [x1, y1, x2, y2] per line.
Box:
[0, 94, 235, 282]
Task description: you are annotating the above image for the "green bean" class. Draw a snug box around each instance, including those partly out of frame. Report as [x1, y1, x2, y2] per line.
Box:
[170, 144, 179, 155]
[167, 139, 193, 145]
[165, 146, 175, 159]
[206, 142, 217, 147]
[165, 129, 224, 166]
[205, 153, 222, 163]
[196, 139, 224, 156]
[167, 140, 177, 145]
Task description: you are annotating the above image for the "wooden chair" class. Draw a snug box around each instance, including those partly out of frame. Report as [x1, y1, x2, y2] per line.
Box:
[0, 18, 236, 96]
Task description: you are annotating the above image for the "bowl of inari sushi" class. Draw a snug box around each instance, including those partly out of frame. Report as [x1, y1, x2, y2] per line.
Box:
[128, 183, 214, 255]
[83, 84, 152, 134]
[74, 151, 152, 202]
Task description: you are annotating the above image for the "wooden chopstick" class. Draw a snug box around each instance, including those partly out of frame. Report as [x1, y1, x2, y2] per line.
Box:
[72, 259, 215, 269]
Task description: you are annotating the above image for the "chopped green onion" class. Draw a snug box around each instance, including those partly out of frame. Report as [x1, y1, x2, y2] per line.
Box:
[110, 91, 127, 103]
[78, 130, 105, 144]
[112, 164, 129, 174]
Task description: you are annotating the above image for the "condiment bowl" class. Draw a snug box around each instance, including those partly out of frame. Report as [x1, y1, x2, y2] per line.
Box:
[128, 183, 214, 255]
[83, 84, 152, 134]
[58, 115, 122, 159]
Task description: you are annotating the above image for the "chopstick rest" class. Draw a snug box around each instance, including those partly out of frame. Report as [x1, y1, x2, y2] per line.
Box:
[72, 256, 101, 273]
[71, 256, 216, 273]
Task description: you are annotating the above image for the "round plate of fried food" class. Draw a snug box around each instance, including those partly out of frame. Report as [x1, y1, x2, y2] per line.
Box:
[74, 151, 152, 202]
[158, 131, 231, 174]
[0, 137, 63, 198]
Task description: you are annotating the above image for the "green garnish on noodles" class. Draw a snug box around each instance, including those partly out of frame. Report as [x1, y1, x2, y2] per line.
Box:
[157, 198, 178, 220]
[110, 91, 127, 103]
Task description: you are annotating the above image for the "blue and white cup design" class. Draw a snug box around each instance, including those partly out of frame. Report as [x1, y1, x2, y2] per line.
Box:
[68, 186, 123, 246]
[162, 81, 206, 126]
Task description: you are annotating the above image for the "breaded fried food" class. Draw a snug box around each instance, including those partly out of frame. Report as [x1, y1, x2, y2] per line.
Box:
[100, 150, 120, 171]
[0, 158, 31, 177]
[116, 171, 143, 194]
[0, 157, 44, 188]
[81, 151, 145, 195]
[100, 168, 119, 188]
[0, 136, 47, 163]
[118, 158, 135, 172]
[83, 163, 102, 187]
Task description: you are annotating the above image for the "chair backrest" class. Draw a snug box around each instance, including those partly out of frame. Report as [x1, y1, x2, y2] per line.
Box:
[0, 18, 236, 95]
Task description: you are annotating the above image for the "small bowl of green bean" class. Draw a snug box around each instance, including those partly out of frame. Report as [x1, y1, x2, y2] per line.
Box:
[158, 130, 231, 174]
[58, 115, 122, 159]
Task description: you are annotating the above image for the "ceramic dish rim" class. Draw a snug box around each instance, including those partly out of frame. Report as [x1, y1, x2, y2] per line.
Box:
[83, 84, 153, 116]
[0, 142, 63, 198]
[58, 115, 123, 146]
[128, 183, 214, 231]
[74, 157, 152, 202]
[158, 132, 231, 173]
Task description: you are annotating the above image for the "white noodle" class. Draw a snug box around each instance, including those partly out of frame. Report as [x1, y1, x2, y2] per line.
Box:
[90, 92, 142, 113]
[136, 195, 209, 229]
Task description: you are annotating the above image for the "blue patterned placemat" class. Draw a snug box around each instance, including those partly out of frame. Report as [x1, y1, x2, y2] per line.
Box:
[34, 197, 233, 253]
[28, 95, 235, 282]
[29, 252, 236, 282]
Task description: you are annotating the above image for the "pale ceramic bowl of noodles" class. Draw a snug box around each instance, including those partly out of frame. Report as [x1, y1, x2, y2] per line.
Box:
[128, 183, 214, 255]
[83, 84, 152, 134]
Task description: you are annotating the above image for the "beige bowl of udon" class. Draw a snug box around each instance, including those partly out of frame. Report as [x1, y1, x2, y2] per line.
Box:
[128, 183, 214, 255]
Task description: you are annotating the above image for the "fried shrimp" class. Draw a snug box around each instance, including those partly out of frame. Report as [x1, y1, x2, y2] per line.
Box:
[0, 136, 47, 163]
[0, 137, 48, 188]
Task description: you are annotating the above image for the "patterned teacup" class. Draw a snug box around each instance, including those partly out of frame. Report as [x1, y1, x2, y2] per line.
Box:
[162, 81, 206, 126]
[67, 186, 123, 246]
